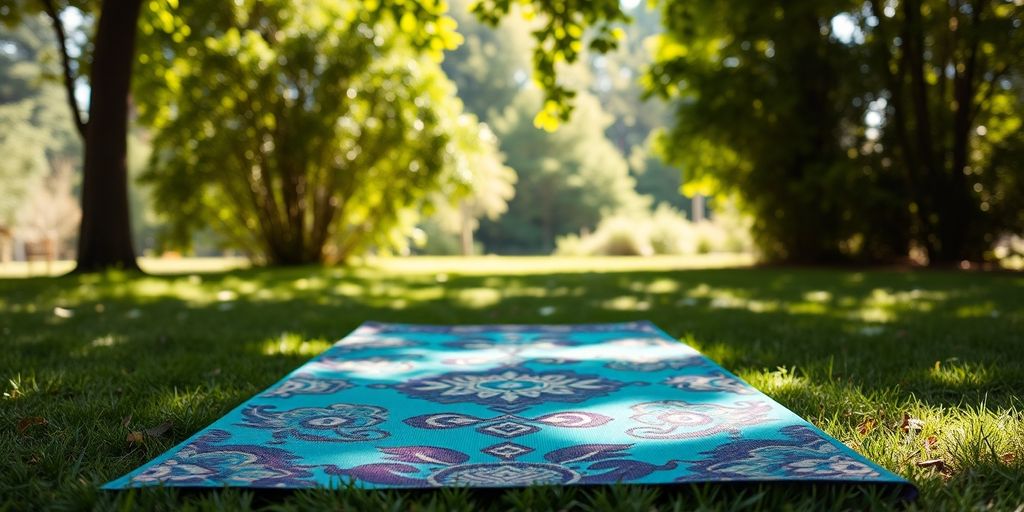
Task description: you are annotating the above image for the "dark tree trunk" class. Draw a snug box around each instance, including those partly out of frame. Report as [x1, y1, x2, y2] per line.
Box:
[73, 0, 143, 273]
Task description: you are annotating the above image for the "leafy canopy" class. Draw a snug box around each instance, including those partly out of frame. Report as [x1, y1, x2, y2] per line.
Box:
[136, 0, 472, 264]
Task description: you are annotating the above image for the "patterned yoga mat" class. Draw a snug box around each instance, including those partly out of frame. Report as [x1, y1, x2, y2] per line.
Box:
[104, 321, 914, 496]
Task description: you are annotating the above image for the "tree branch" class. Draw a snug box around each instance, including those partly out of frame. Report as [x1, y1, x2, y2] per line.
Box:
[40, 0, 87, 138]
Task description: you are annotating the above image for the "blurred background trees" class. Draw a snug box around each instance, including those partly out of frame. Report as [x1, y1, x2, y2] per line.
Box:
[134, 0, 468, 264]
[648, 0, 1024, 264]
[0, 0, 1020, 268]
[0, 15, 81, 263]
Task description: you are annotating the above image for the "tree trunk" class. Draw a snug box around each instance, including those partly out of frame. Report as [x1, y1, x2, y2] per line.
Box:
[73, 0, 143, 273]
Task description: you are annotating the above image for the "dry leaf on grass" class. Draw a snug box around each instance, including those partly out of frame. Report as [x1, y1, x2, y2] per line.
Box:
[857, 418, 877, 435]
[916, 459, 946, 471]
[1002, 453, 1016, 464]
[126, 420, 173, 444]
[900, 413, 925, 433]
[145, 421, 173, 437]
[924, 435, 939, 452]
[17, 416, 48, 434]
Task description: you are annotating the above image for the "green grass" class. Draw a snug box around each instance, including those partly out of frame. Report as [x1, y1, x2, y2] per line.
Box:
[2, 256, 1023, 510]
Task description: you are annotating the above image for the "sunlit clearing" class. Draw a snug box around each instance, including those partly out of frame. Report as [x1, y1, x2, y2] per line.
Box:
[803, 290, 832, 303]
[90, 335, 123, 348]
[261, 333, 333, 357]
[928, 360, 994, 387]
[454, 287, 503, 308]
[741, 367, 808, 395]
[629, 278, 680, 295]
[955, 302, 999, 318]
[601, 295, 651, 311]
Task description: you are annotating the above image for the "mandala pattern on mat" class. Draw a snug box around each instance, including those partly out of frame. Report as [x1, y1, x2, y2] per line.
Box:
[405, 411, 612, 438]
[605, 355, 706, 372]
[680, 425, 882, 480]
[129, 430, 315, 487]
[393, 366, 627, 413]
[327, 443, 676, 487]
[239, 403, 388, 443]
[663, 371, 755, 394]
[626, 400, 776, 439]
[261, 374, 352, 398]
[105, 322, 911, 493]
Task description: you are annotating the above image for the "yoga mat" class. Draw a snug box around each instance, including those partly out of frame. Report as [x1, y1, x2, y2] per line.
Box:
[104, 321, 914, 496]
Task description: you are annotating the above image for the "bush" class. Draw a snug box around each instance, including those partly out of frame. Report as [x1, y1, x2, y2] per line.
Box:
[555, 203, 752, 256]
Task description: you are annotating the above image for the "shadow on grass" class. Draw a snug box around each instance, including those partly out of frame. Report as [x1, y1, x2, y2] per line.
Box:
[2, 264, 1023, 509]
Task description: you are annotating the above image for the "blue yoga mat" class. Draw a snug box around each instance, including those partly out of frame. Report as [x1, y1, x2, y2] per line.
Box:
[104, 321, 914, 496]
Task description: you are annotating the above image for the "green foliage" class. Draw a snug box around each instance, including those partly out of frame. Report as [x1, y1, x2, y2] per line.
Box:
[135, 0, 470, 265]
[557, 203, 751, 256]
[649, 0, 1024, 264]
[441, 0, 534, 123]
[470, 0, 630, 129]
[420, 117, 517, 255]
[478, 90, 646, 253]
[0, 14, 81, 229]
[648, 1, 908, 262]
[593, 4, 694, 214]
[866, 0, 1024, 263]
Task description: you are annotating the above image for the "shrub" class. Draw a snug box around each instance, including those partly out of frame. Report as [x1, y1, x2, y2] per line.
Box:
[555, 203, 751, 256]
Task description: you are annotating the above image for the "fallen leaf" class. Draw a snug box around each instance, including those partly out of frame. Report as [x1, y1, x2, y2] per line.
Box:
[126, 431, 144, 444]
[1001, 452, 1016, 464]
[900, 413, 925, 434]
[121, 415, 132, 428]
[924, 435, 939, 451]
[17, 416, 48, 434]
[857, 418, 877, 435]
[916, 459, 946, 471]
[145, 421, 173, 438]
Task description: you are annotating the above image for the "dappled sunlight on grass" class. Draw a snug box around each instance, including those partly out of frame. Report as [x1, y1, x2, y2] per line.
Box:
[925, 360, 997, 388]
[259, 333, 334, 358]
[628, 277, 681, 295]
[2, 257, 1023, 509]
[601, 295, 652, 311]
[954, 302, 1000, 318]
[453, 287, 503, 309]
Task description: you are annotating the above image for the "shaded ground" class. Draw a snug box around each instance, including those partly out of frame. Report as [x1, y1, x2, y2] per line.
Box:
[2, 257, 1022, 510]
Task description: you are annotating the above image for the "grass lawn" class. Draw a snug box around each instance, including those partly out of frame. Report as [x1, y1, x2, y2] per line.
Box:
[2, 256, 1023, 510]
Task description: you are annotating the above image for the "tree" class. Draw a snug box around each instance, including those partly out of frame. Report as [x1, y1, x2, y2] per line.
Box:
[649, 0, 1023, 264]
[2, 0, 142, 271]
[3, 0, 630, 271]
[590, 4, 695, 215]
[865, 0, 1024, 263]
[441, 0, 534, 124]
[0, 14, 82, 260]
[420, 116, 516, 256]
[137, 2, 471, 265]
[478, 90, 647, 253]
